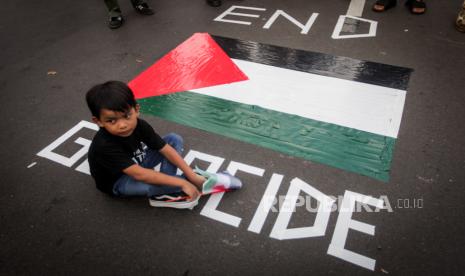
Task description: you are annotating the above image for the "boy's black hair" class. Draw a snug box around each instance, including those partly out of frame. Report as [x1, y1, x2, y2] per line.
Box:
[86, 81, 137, 118]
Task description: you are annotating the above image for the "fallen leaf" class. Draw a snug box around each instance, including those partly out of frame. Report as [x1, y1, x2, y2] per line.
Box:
[47, 71, 57, 75]
[417, 175, 434, 183]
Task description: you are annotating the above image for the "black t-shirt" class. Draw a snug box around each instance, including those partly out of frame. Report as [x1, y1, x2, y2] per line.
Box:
[87, 118, 166, 195]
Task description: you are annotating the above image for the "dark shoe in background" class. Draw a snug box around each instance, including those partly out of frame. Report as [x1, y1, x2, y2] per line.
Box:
[108, 15, 124, 29]
[134, 3, 154, 15]
[207, 0, 222, 7]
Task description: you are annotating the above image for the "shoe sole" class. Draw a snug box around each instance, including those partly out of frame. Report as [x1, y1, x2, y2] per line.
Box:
[109, 24, 123, 29]
[149, 196, 199, 209]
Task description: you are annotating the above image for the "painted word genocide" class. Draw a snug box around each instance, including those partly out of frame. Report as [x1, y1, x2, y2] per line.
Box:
[38, 121, 389, 271]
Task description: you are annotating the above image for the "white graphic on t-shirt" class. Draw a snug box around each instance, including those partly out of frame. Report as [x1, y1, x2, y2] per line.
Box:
[132, 141, 148, 164]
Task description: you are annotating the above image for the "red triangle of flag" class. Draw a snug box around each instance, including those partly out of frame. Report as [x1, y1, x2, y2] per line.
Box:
[128, 33, 248, 99]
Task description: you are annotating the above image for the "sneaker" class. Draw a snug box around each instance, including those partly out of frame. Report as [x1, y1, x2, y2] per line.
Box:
[109, 15, 124, 29]
[149, 192, 199, 209]
[194, 167, 243, 194]
[206, 0, 222, 7]
[134, 3, 154, 15]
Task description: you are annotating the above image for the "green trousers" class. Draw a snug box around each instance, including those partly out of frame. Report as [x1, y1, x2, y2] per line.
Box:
[104, 0, 145, 17]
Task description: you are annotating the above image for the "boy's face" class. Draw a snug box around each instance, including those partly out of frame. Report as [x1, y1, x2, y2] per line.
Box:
[93, 105, 140, 137]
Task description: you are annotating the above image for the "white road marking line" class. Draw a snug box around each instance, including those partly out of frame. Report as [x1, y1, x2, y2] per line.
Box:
[347, 0, 366, 17]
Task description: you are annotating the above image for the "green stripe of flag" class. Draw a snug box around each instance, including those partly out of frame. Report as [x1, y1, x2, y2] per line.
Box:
[139, 92, 395, 182]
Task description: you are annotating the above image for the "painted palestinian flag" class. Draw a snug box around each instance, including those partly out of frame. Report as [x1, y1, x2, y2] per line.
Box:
[129, 33, 412, 182]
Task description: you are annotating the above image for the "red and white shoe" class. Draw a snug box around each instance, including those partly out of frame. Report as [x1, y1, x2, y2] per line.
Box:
[149, 192, 199, 209]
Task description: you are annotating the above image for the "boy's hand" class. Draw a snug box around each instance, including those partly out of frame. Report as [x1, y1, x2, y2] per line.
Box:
[159, 145, 206, 190]
[181, 181, 200, 201]
[188, 174, 206, 190]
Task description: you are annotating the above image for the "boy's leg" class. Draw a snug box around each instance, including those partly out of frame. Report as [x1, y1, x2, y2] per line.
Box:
[112, 133, 185, 197]
[160, 133, 184, 176]
[113, 176, 182, 197]
[139, 133, 184, 175]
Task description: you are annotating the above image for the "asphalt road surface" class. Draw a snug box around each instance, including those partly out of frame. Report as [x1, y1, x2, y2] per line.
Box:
[1, 0, 464, 275]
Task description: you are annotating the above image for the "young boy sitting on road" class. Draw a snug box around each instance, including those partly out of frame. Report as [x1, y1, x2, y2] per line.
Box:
[86, 81, 205, 206]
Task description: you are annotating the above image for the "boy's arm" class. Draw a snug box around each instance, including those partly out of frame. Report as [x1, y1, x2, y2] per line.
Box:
[159, 144, 206, 189]
[123, 165, 200, 200]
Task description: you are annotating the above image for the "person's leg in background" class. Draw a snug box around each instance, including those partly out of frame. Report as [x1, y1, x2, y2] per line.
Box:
[104, 0, 153, 29]
[104, 0, 124, 29]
